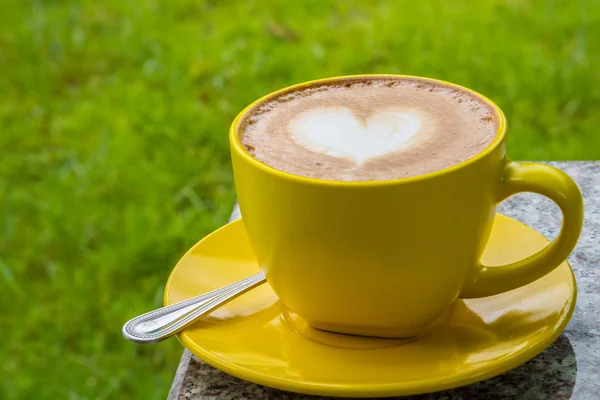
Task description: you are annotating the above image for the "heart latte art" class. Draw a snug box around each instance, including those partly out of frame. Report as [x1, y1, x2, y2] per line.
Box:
[288, 106, 423, 166]
[239, 77, 499, 182]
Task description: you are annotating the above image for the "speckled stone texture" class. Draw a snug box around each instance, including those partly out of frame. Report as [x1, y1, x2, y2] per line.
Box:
[168, 162, 600, 400]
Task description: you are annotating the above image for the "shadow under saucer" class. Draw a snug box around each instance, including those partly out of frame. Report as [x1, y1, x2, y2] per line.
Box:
[180, 334, 576, 400]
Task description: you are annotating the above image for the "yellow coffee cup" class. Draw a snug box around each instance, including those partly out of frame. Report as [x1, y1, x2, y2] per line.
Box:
[230, 75, 584, 338]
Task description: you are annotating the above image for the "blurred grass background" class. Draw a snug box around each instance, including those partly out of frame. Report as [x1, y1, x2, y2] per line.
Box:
[0, 0, 598, 398]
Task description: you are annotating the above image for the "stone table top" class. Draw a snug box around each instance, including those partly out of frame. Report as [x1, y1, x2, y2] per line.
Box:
[168, 161, 600, 400]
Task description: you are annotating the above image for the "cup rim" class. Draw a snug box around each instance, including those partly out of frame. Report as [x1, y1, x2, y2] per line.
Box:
[229, 74, 507, 187]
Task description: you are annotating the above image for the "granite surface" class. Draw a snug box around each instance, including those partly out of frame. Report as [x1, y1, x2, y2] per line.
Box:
[168, 161, 600, 400]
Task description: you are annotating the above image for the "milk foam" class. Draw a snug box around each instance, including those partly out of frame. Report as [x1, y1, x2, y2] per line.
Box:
[239, 77, 500, 181]
[288, 106, 423, 165]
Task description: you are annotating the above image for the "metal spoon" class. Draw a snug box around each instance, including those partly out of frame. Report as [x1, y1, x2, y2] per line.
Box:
[122, 272, 266, 343]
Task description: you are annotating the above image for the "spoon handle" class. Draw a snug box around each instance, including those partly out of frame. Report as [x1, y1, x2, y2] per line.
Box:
[122, 272, 266, 343]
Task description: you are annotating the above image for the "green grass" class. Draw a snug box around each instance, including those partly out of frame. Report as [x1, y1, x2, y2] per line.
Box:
[1, 0, 598, 398]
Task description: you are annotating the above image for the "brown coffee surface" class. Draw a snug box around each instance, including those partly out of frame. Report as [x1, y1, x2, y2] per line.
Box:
[238, 77, 500, 181]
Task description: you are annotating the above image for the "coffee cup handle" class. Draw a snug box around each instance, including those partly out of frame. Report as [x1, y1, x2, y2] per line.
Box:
[459, 161, 584, 299]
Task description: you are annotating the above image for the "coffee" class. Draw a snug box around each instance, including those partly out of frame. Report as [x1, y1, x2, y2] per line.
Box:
[238, 77, 500, 181]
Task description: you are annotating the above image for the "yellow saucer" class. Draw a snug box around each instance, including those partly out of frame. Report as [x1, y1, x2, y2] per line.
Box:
[165, 214, 576, 398]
